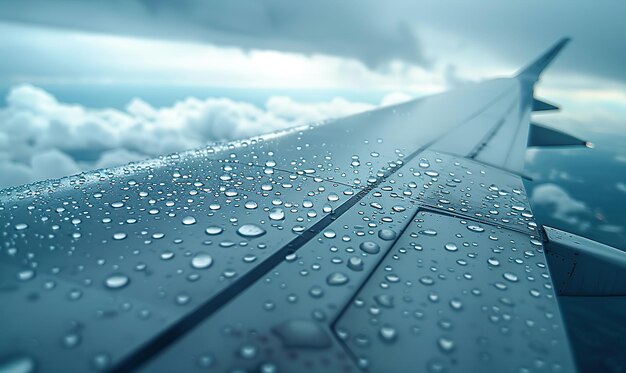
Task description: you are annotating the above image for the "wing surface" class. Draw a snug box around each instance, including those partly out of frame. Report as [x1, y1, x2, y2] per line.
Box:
[0, 40, 579, 372]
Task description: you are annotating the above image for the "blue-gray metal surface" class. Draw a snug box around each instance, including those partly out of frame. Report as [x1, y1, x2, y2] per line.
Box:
[0, 39, 583, 373]
[544, 225, 626, 296]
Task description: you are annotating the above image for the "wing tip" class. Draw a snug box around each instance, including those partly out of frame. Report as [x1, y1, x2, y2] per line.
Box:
[517, 37, 571, 81]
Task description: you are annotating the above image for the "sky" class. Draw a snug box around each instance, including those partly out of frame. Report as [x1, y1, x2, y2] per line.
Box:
[0, 0, 624, 249]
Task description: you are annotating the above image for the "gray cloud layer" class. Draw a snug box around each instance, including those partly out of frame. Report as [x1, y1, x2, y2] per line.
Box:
[1, 0, 625, 83]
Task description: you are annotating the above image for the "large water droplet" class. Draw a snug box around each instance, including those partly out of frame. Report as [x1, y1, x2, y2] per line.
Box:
[359, 241, 380, 254]
[347, 257, 364, 271]
[378, 229, 397, 241]
[205, 226, 223, 235]
[112, 232, 127, 240]
[437, 337, 455, 353]
[182, 216, 197, 225]
[191, 253, 213, 269]
[244, 201, 258, 209]
[444, 243, 458, 252]
[237, 224, 266, 238]
[0, 355, 36, 373]
[17, 269, 35, 281]
[467, 224, 485, 232]
[105, 274, 130, 289]
[14, 223, 28, 231]
[326, 272, 349, 286]
[269, 207, 285, 221]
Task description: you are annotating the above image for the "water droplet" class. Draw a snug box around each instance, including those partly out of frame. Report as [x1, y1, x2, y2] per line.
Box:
[17, 269, 35, 281]
[112, 232, 127, 240]
[205, 226, 223, 235]
[105, 274, 130, 289]
[379, 326, 398, 343]
[488, 258, 500, 266]
[309, 286, 324, 298]
[449, 298, 463, 310]
[191, 253, 213, 269]
[503, 272, 519, 282]
[272, 319, 332, 349]
[14, 223, 28, 231]
[182, 216, 197, 225]
[437, 337, 455, 353]
[269, 207, 285, 221]
[326, 272, 349, 286]
[378, 229, 397, 241]
[244, 201, 258, 209]
[62, 333, 81, 349]
[347, 256, 364, 271]
[239, 345, 257, 359]
[444, 243, 458, 252]
[359, 241, 380, 254]
[0, 355, 36, 373]
[467, 224, 485, 232]
[375, 294, 394, 308]
[236, 224, 266, 238]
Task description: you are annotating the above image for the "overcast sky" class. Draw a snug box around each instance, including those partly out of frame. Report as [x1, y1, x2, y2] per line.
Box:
[0, 1, 625, 247]
[0, 0, 624, 181]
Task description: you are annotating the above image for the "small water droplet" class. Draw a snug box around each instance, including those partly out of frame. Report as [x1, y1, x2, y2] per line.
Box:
[379, 326, 398, 343]
[503, 272, 519, 282]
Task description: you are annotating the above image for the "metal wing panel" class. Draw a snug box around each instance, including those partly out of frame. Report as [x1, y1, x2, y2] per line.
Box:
[334, 210, 575, 373]
[138, 180, 421, 372]
[0, 155, 360, 371]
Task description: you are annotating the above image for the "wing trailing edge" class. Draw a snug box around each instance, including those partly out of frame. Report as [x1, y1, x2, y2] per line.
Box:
[532, 97, 560, 112]
[527, 123, 589, 147]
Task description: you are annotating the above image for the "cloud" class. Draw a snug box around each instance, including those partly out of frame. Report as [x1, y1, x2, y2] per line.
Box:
[2, 0, 626, 85]
[0, 84, 406, 189]
[530, 183, 590, 228]
[0, 1, 430, 69]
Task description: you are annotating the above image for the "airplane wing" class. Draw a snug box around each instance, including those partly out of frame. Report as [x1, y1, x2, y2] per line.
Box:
[1, 39, 622, 373]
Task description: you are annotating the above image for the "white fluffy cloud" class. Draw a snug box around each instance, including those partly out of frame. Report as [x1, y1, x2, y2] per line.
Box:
[530, 183, 590, 229]
[0, 84, 409, 189]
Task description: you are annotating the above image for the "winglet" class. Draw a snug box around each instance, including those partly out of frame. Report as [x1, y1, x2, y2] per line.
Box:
[516, 37, 570, 82]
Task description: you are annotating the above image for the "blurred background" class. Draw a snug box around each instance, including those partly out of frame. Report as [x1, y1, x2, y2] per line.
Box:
[1, 1, 626, 371]
[0, 2, 624, 259]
